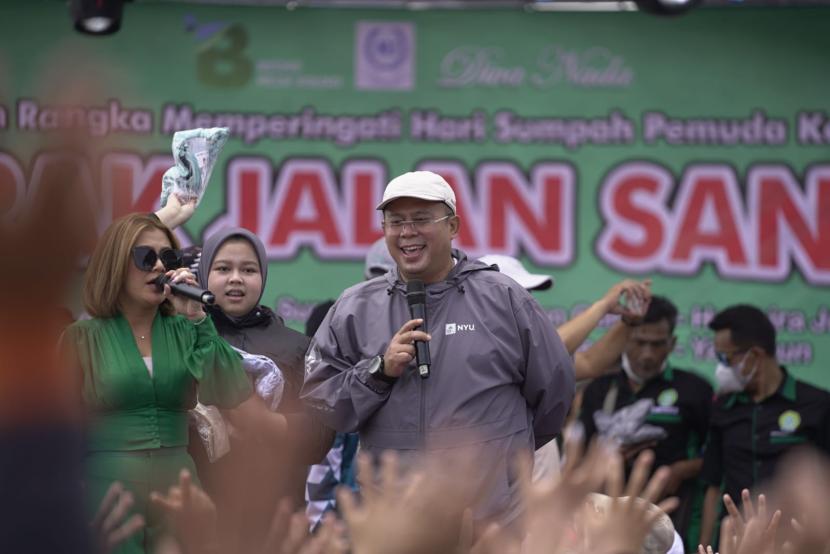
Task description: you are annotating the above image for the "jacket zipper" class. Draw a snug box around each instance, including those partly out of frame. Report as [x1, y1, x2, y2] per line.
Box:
[419, 370, 426, 449]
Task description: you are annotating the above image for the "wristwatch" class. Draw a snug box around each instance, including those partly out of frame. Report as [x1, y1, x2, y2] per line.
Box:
[368, 355, 397, 384]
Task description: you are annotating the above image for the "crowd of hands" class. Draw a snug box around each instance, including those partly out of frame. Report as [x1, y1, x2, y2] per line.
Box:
[691, 446, 830, 554]
[9, 165, 828, 554]
[2, 91, 825, 554]
[93, 425, 830, 554]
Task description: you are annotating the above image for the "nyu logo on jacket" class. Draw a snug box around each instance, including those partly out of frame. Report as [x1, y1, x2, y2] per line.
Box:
[445, 322, 476, 335]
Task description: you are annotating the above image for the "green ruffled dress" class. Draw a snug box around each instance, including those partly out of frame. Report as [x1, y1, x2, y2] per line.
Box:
[66, 313, 252, 553]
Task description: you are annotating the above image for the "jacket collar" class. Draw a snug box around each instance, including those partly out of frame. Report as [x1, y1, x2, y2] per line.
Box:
[208, 303, 275, 331]
[616, 362, 675, 389]
[723, 365, 795, 409]
[382, 249, 497, 298]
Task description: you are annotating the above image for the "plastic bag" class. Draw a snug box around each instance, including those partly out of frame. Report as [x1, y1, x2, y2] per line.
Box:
[232, 346, 285, 412]
[188, 403, 231, 462]
[593, 398, 668, 446]
[160, 127, 229, 208]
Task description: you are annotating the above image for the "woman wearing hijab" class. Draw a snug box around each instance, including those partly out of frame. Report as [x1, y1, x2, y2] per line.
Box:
[191, 227, 334, 551]
[64, 213, 252, 554]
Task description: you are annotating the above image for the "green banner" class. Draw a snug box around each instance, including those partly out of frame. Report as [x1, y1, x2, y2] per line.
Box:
[1, 2, 828, 386]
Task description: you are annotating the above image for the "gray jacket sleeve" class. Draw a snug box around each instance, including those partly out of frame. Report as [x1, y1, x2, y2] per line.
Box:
[515, 294, 575, 450]
[300, 303, 393, 433]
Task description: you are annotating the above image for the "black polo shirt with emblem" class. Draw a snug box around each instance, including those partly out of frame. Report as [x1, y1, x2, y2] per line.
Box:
[700, 367, 830, 504]
[579, 365, 714, 470]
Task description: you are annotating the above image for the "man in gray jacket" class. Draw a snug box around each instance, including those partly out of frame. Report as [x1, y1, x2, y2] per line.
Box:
[301, 170, 575, 524]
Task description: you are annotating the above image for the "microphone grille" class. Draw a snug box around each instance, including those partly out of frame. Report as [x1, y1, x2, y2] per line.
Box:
[406, 279, 426, 305]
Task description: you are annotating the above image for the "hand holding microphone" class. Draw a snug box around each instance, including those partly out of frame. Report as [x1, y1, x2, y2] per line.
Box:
[155, 268, 214, 320]
[383, 319, 431, 379]
[406, 280, 432, 379]
[380, 280, 433, 379]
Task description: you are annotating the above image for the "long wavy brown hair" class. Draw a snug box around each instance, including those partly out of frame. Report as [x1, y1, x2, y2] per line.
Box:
[83, 213, 179, 318]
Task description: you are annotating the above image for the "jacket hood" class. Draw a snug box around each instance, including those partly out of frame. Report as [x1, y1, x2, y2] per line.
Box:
[382, 249, 497, 298]
[198, 227, 268, 297]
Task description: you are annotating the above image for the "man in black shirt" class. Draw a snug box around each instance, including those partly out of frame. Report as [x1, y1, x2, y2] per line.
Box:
[699, 304, 830, 546]
[579, 296, 713, 550]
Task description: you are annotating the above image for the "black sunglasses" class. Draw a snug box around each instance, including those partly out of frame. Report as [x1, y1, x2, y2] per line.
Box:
[131, 245, 183, 272]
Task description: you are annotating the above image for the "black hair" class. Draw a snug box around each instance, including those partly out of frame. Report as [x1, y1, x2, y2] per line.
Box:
[643, 295, 678, 332]
[305, 299, 335, 338]
[708, 304, 776, 356]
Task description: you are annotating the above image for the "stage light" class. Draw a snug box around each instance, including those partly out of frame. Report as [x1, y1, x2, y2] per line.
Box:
[69, 0, 125, 36]
[634, 0, 702, 15]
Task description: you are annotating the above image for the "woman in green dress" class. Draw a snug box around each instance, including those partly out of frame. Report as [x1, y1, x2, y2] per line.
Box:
[64, 213, 252, 553]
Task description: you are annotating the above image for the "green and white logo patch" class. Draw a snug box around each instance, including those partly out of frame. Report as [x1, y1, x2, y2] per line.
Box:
[778, 410, 802, 433]
[657, 388, 678, 407]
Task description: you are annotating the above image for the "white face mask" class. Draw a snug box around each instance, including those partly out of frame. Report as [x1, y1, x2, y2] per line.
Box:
[715, 352, 757, 394]
[621, 352, 666, 385]
[715, 363, 745, 394]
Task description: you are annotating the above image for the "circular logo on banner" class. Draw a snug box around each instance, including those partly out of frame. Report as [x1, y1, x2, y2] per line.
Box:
[778, 410, 802, 432]
[658, 388, 678, 407]
[365, 26, 409, 71]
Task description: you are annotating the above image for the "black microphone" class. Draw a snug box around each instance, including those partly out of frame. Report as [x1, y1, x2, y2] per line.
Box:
[406, 280, 431, 379]
[154, 275, 215, 306]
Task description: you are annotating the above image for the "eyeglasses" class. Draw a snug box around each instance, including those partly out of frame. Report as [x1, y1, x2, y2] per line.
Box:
[715, 349, 748, 366]
[382, 215, 452, 234]
[131, 246, 183, 272]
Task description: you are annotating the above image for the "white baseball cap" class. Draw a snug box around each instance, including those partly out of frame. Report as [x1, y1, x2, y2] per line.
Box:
[479, 254, 554, 291]
[376, 171, 457, 214]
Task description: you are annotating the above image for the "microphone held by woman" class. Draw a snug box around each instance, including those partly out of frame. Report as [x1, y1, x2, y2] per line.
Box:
[154, 274, 215, 306]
